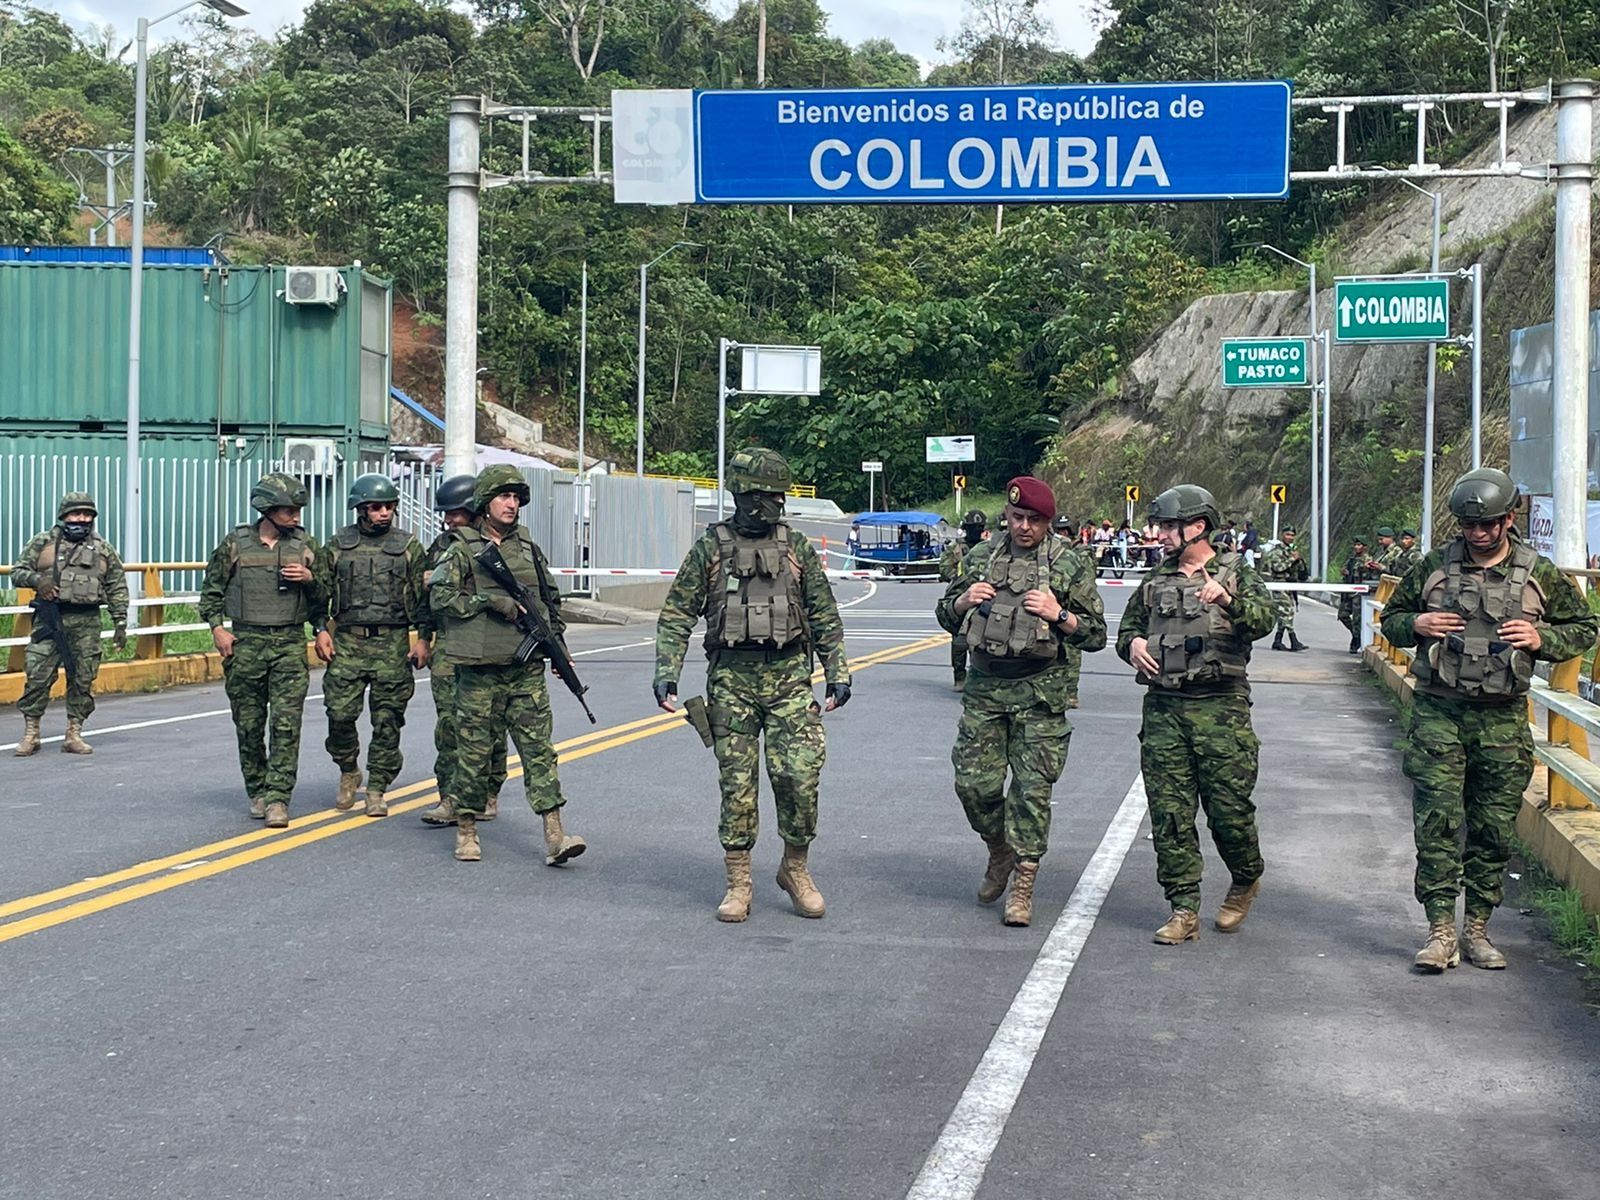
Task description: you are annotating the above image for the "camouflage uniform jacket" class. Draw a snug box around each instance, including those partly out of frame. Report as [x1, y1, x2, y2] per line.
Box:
[1116, 549, 1276, 697]
[1259, 542, 1309, 582]
[1379, 541, 1596, 696]
[1384, 545, 1423, 577]
[656, 524, 849, 686]
[427, 523, 566, 641]
[197, 523, 329, 630]
[934, 536, 1107, 663]
[938, 539, 973, 582]
[12, 526, 130, 623]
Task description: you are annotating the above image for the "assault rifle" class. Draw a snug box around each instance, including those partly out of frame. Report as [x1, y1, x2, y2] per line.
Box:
[29, 595, 78, 692]
[475, 542, 596, 724]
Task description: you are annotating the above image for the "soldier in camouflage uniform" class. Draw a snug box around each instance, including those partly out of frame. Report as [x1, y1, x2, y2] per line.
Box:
[1052, 513, 1089, 710]
[11, 492, 129, 756]
[427, 464, 585, 865]
[655, 448, 851, 923]
[198, 473, 328, 828]
[1118, 485, 1276, 943]
[1338, 534, 1384, 654]
[418, 474, 509, 828]
[935, 476, 1106, 928]
[1389, 528, 1423, 577]
[1381, 468, 1596, 972]
[940, 510, 988, 690]
[314, 474, 429, 819]
[1260, 525, 1309, 651]
[1373, 526, 1399, 572]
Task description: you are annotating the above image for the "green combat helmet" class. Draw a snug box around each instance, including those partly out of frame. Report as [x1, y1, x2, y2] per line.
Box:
[962, 509, 988, 529]
[471, 463, 531, 513]
[1448, 467, 1517, 520]
[1148, 484, 1220, 532]
[348, 472, 400, 508]
[57, 492, 98, 520]
[250, 472, 309, 514]
[729, 447, 792, 495]
[433, 473, 478, 512]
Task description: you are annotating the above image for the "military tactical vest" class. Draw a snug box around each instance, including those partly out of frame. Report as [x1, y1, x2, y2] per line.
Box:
[222, 523, 315, 626]
[35, 530, 112, 605]
[704, 522, 808, 650]
[963, 538, 1061, 663]
[439, 524, 555, 665]
[1139, 554, 1250, 690]
[1413, 540, 1545, 699]
[329, 523, 415, 626]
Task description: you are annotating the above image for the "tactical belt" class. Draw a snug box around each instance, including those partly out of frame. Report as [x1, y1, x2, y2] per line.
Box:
[714, 642, 806, 663]
[338, 623, 406, 638]
[57, 602, 100, 614]
[971, 650, 1052, 680]
[232, 622, 301, 634]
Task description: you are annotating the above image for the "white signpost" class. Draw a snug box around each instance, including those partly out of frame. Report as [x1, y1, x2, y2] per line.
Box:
[716, 340, 824, 518]
[862, 459, 882, 510]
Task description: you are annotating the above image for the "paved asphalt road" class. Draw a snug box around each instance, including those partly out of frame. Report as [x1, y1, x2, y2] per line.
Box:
[3, 568, 1598, 1200]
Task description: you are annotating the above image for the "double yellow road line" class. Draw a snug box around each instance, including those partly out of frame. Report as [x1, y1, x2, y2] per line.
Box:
[0, 633, 948, 945]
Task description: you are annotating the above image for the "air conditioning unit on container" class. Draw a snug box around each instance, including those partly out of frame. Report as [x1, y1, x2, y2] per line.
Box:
[284, 265, 343, 306]
[283, 437, 338, 477]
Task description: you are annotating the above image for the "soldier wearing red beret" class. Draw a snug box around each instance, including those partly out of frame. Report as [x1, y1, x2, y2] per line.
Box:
[935, 476, 1107, 927]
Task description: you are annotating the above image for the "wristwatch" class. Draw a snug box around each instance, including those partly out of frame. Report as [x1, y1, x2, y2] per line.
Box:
[1054, 610, 1073, 630]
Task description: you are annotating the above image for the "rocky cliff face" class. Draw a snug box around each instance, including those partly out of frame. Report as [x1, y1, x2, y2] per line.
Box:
[1046, 100, 1598, 550]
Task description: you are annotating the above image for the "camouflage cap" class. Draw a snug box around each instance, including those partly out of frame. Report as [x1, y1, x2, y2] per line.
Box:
[730, 447, 792, 495]
[250, 472, 309, 514]
[471, 463, 531, 512]
[57, 491, 98, 519]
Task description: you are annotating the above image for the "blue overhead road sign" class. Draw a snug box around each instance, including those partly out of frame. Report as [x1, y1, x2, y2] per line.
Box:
[612, 83, 1293, 206]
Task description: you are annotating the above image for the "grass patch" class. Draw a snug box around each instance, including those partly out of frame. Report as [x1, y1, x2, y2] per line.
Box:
[913, 489, 1008, 524]
[1511, 840, 1600, 993]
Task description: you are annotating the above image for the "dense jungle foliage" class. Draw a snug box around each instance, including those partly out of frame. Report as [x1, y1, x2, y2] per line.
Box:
[2, 0, 1598, 510]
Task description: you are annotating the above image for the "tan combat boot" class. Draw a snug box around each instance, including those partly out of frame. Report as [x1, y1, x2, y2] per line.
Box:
[481, 792, 499, 822]
[1214, 880, 1261, 933]
[1004, 861, 1039, 927]
[1154, 909, 1200, 944]
[1414, 918, 1460, 972]
[364, 789, 387, 818]
[717, 850, 753, 923]
[334, 770, 362, 812]
[455, 813, 481, 862]
[264, 802, 290, 829]
[420, 795, 457, 826]
[1460, 915, 1507, 970]
[543, 809, 586, 866]
[62, 719, 92, 754]
[248, 796, 266, 820]
[978, 840, 1015, 905]
[15, 716, 42, 757]
[776, 843, 825, 918]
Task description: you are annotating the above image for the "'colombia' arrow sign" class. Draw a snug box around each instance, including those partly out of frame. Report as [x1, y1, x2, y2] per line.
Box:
[1334, 278, 1450, 343]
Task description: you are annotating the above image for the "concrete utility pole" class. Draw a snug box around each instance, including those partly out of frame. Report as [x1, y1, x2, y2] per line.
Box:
[445, 96, 482, 478]
[1552, 80, 1595, 574]
[636, 242, 700, 477]
[1257, 244, 1321, 575]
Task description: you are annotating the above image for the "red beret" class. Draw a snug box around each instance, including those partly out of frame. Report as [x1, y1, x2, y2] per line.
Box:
[1005, 476, 1056, 519]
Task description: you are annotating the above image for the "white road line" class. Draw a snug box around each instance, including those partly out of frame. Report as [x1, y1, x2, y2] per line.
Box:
[905, 774, 1149, 1200]
[0, 637, 659, 752]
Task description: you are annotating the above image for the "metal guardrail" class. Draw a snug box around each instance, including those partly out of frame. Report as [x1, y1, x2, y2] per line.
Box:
[1366, 572, 1600, 811]
[0, 562, 210, 664]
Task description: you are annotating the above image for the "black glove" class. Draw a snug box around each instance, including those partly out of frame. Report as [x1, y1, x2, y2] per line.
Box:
[653, 679, 677, 706]
[826, 682, 851, 710]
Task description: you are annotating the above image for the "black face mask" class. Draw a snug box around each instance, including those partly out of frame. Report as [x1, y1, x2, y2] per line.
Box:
[269, 515, 301, 536]
[963, 526, 984, 547]
[733, 492, 784, 534]
[61, 521, 92, 543]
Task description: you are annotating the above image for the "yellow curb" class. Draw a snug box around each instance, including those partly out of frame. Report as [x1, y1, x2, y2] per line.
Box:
[0, 644, 326, 705]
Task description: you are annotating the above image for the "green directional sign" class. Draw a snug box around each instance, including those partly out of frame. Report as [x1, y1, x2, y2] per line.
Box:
[1334, 277, 1450, 342]
[1222, 337, 1311, 388]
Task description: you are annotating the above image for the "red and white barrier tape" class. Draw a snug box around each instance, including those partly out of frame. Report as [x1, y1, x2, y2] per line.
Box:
[548, 566, 880, 580]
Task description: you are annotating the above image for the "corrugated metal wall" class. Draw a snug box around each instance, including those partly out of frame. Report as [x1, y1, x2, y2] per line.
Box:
[0, 263, 387, 442]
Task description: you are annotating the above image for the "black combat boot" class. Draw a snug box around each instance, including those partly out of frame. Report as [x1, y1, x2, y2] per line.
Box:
[1272, 631, 1285, 651]
[1289, 632, 1308, 652]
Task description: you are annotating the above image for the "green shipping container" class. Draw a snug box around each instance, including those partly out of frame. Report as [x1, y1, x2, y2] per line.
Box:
[0, 262, 392, 458]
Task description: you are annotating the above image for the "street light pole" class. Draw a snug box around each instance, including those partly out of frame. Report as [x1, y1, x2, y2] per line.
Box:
[125, 0, 247, 574]
[635, 241, 700, 477]
[1257, 244, 1323, 576]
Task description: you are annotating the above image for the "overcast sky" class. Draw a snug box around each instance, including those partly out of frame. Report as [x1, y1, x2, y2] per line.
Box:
[37, 1, 1100, 69]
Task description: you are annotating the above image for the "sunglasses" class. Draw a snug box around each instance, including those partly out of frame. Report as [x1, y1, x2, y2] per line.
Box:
[1459, 518, 1506, 531]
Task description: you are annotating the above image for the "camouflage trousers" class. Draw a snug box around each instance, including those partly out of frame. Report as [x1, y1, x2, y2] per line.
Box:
[452, 660, 563, 818]
[1062, 645, 1082, 706]
[1270, 590, 1298, 633]
[1140, 691, 1263, 912]
[322, 627, 414, 792]
[19, 608, 103, 721]
[951, 632, 968, 675]
[222, 627, 309, 807]
[1403, 692, 1534, 921]
[952, 666, 1074, 861]
[430, 658, 507, 805]
[1337, 595, 1359, 634]
[707, 654, 825, 850]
